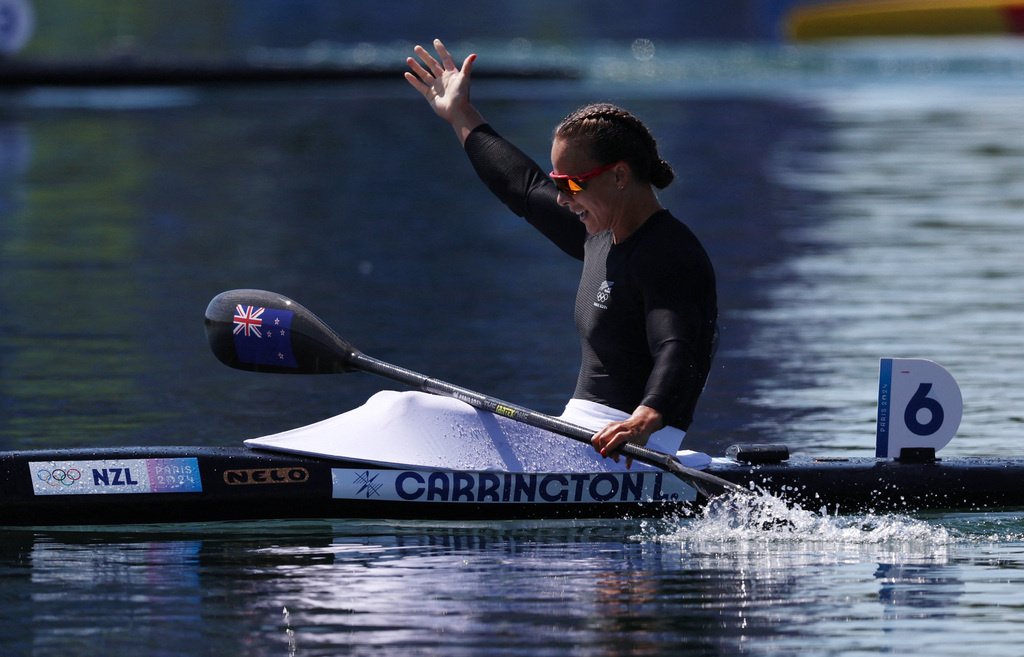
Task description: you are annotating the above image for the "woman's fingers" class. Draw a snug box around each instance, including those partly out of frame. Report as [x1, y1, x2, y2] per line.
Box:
[433, 39, 456, 70]
[413, 43, 444, 76]
[406, 56, 432, 82]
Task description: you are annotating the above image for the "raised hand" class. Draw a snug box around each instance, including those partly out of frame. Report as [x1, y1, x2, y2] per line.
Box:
[405, 39, 485, 144]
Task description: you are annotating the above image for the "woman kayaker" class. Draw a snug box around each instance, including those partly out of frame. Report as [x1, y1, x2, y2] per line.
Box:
[405, 39, 718, 462]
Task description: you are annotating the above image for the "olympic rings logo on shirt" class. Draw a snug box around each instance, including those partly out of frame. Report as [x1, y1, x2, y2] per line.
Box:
[37, 468, 83, 487]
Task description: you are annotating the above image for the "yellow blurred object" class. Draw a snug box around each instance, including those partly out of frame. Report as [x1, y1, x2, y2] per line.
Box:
[786, 0, 1024, 40]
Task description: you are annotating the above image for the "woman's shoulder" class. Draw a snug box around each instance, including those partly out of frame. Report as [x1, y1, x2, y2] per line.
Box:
[632, 211, 715, 277]
[638, 211, 706, 252]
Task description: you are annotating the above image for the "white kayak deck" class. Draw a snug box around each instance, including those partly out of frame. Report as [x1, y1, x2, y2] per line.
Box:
[245, 391, 712, 473]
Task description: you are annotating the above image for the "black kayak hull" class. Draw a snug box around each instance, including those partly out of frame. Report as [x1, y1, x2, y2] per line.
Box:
[3, 446, 1023, 526]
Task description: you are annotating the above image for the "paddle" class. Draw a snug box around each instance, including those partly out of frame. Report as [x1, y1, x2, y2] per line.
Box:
[204, 288, 748, 499]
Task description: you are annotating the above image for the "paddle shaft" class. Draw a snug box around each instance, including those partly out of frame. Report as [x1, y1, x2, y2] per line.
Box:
[348, 351, 748, 498]
[203, 288, 747, 498]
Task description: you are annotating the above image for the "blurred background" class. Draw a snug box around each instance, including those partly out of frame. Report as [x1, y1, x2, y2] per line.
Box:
[5, 0, 1024, 62]
[0, 0, 814, 60]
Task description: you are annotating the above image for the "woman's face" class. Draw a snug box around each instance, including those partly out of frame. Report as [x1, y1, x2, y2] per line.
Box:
[550, 136, 623, 236]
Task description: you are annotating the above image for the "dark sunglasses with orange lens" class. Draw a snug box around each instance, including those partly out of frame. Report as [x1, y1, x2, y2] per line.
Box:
[548, 162, 617, 195]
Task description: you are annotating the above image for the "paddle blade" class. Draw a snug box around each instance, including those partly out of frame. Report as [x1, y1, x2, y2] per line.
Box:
[204, 289, 358, 374]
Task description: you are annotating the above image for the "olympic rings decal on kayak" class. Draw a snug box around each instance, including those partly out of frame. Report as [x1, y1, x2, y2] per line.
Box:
[36, 468, 82, 487]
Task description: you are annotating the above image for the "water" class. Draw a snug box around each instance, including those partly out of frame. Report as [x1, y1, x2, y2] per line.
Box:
[5, 512, 1024, 656]
[3, 38, 1024, 655]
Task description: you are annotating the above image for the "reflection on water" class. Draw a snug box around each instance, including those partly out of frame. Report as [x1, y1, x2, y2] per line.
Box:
[749, 86, 1024, 454]
[5, 513, 1024, 657]
[1, 113, 167, 442]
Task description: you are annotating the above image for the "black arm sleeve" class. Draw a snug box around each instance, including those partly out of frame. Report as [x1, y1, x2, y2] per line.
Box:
[638, 235, 717, 429]
[464, 124, 587, 260]
[641, 297, 711, 424]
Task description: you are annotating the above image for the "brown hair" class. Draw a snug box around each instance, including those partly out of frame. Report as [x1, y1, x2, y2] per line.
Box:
[554, 103, 675, 189]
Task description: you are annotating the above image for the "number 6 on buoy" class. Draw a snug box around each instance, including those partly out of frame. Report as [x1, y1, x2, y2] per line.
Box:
[876, 358, 963, 459]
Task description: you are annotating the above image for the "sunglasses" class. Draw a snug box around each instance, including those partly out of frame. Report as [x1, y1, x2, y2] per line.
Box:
[548, 162, 617, 196]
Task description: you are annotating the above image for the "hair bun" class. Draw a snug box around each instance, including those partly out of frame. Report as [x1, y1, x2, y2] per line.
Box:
[650, 159, 675, 189]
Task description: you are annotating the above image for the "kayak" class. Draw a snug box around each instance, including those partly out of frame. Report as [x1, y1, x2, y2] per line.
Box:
[4, 441, 1024, 527]
[3, 444, 693, 526]
[2, 290, 1004, 527]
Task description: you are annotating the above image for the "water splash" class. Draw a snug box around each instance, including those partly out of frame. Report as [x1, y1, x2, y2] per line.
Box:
[282, 606, 296, 657]
[643, 488, 954, 547]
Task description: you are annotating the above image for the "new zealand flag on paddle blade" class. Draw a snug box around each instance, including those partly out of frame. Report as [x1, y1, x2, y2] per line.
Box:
[231, 304, 298, 368]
